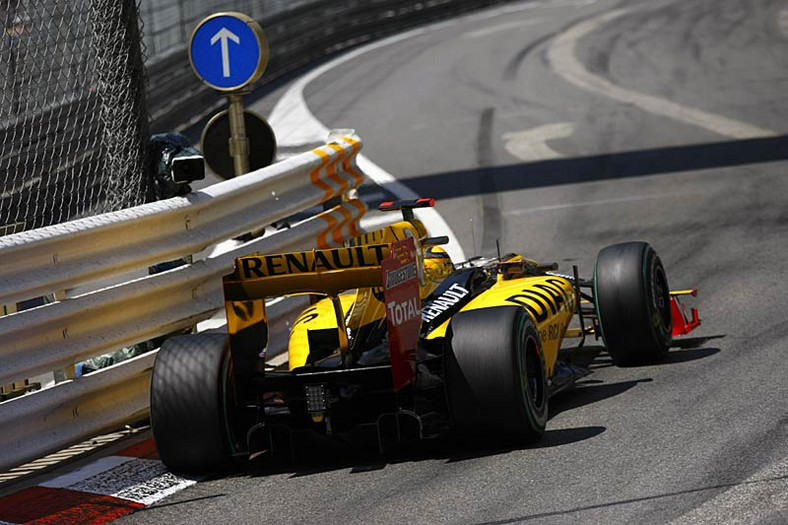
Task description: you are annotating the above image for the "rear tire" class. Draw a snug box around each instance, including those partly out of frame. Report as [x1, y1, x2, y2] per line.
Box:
[594, 241, 673, 366]
[150, 333, 248, 473]
[445, 306, 547, 442]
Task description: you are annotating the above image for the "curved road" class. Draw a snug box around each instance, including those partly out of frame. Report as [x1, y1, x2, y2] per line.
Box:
[122, 0, 788, 523]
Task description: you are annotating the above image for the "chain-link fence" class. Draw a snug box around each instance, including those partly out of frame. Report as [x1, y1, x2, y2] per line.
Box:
[0, 0, 334, 236]
[0, 0, 149, 235]
[1, 0, 511, 237]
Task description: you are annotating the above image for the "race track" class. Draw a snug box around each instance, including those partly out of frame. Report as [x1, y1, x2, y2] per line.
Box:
[119, 0, 788, 522]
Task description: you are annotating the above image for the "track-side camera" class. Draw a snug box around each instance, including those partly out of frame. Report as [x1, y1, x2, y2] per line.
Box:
[149, 133, 205, 199]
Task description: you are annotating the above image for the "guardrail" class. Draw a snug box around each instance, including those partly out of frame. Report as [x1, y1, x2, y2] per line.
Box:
[0, 134, 367, 472]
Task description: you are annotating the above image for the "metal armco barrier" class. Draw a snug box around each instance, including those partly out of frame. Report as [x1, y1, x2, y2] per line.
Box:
[0, 135, 362, 307]
[1, 352, 156, 474]
[0, 135, 366, 472]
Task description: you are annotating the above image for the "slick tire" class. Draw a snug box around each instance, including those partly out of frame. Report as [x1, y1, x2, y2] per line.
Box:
[150, 333, 247, 474]
[445, 306, 547, 442]
[594, 241, 673, 366]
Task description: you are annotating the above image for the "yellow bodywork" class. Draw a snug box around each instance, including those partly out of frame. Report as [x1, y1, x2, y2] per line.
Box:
[288, 294, 355, 368]
[228, 214, 577, 379]
[424, 274, 576, 378]
[287, 218, 450, 369]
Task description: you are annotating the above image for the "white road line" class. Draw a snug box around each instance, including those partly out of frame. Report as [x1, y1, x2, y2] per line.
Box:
[267, 13, 502, 262]
[115, 470, 199, 506]
[505, 191, 703, 215]
[463, 19, 541, 39]
[36, 454, 200, 510]
[266, 0, 613, 263]
[268, 26, 429, 147]
[547, 9, 777, 139]
[502, 122, 575, 161]
[780, 4, 788, 37]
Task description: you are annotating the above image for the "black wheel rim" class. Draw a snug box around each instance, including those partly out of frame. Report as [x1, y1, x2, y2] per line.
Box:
[654, 265, 672, 335]
[521, 336, 545, 410]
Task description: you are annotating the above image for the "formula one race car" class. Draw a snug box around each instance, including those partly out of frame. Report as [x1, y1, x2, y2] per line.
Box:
[150, 199, 701, 473]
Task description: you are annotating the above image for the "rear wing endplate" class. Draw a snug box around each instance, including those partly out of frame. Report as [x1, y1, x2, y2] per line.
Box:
[223, 244, 390, 300]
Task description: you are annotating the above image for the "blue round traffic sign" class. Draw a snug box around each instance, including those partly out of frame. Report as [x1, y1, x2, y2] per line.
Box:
[189, 12, 268, 91]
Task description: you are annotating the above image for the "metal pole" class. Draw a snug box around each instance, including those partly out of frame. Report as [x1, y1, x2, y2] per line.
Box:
[178, 0, 186, 44]
[5, 0, 20, 115]
[227, 91, 250, 176]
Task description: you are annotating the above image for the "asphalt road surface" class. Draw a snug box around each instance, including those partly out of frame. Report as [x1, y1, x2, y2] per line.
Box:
[120, 0, 788, 523]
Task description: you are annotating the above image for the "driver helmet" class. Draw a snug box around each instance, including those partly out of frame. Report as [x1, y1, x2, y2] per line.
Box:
[423, 245, 454, 283]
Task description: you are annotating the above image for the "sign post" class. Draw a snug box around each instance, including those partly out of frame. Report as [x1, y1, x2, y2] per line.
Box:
[200, 109, 276, 180]
[189, 12, 273, 178]
[227, 92, 250, 176]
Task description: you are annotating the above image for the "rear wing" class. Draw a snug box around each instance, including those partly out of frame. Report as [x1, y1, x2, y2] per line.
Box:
[223, 244, 390, 300]
[221, 239, 422, 390]
[222, 244, 390, 376]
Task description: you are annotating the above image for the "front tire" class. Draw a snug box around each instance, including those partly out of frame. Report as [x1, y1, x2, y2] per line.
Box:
[594, 241, 673, 366]
[445, 306, 547, 442]
[150, 333, 248, 473]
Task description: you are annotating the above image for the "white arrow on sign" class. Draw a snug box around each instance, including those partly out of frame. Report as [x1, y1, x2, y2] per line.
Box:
[210, 27, 240, 78]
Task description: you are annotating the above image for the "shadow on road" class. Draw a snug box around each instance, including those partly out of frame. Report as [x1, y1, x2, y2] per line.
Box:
[212, 334, 728, 483]
[393, 135, 788, 199]
[665, 346, 721, 364]
[609, 345, 722, 367]
[671, 334, 726, 349]
[233, 341, 724, 480]
[549, 377, 652, 419]
[574, 340, 722, 369]
[237, 422, 608, 480]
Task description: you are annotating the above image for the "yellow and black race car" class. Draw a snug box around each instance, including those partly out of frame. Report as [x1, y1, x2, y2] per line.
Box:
[150, 199, 701, 473]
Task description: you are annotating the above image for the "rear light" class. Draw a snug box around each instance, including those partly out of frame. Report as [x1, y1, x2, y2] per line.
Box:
[305, 384, 328, 413]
